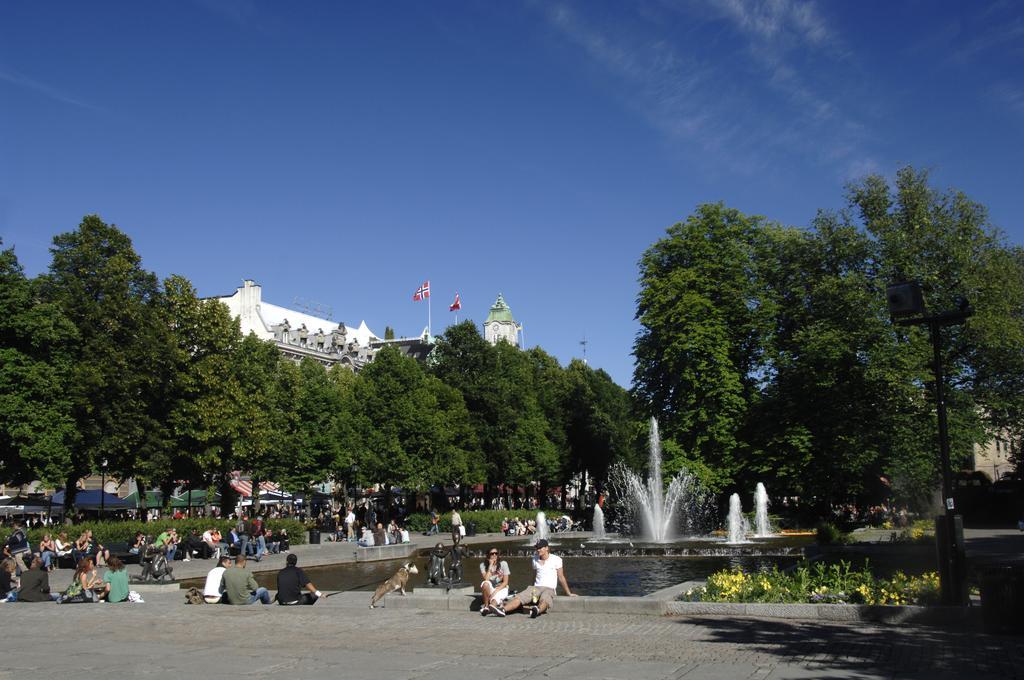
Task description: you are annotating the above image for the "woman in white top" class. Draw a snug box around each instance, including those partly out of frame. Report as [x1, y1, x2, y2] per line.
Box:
[479, 547, 511, 616]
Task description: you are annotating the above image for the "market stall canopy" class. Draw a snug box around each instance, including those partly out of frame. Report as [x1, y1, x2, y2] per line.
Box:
[170, 490, 219, 508]
[0, 494, 51, 515]
[52, 489, 128, 509]
[121, 490, 164, 509]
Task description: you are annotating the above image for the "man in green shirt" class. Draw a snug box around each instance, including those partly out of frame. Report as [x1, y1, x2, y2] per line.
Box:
[221, 555, 270, 605]
[154, 528, 178, 562]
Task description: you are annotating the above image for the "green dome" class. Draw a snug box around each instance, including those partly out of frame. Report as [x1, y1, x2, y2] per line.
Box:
[485, 293, 515, 323]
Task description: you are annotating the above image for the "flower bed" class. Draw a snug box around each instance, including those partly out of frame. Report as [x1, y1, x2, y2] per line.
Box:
[682, 560, 941, 606]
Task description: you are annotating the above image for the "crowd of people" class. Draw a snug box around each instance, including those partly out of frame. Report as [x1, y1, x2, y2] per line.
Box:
[3, 510, 581, 615]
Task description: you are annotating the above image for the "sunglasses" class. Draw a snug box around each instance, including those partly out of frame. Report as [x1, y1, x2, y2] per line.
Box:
[488, 552, 498, 556]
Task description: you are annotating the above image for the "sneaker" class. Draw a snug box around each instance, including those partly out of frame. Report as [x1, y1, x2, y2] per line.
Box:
[492, 605, 506, 617]
[480, 605, 491, 616]
[529, 605, 540, 618]
[183, 557, 190, 562]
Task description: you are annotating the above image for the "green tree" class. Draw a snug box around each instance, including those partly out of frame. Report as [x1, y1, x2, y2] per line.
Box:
[41, 216, 167, 510]
[847, 166, 1022, 498]
[354, 345, 479, 500]
[633, 203, 771, 488]
[158, 276, 244, 503]
[0, 243, 77, 486]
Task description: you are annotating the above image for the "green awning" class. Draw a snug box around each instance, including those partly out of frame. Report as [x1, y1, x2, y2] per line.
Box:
[170, 490, 219, 507]
[121, 490, 164, 509]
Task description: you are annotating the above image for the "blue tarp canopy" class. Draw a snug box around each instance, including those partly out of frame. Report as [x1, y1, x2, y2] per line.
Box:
[51, 489, 128, 509]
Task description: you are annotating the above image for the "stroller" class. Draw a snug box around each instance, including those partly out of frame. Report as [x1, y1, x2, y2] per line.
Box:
[134, 541, 174, 583]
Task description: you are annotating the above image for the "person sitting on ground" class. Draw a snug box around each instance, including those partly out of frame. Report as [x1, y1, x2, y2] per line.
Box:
[180, 528, 209, 561]
[373, 522, 386, 547]
[0, 559, 18, 602]
[71, 531, 93, 565]
[502, 539, 576, 618]
[38, 534, 57, 571]
[248, 514, 266, 561]
[356, 527, 374, 547]
[221, 554, 271, 605]
[54, 532, 73, 562]
[228, 526, 249, 557]
[201, 528, 220, 559]
[479, 547, 511, 616]
[203, 555, 232, 604]
[63, 556, 101, 603]
[154, 528, 178, 562]
[128, 532, 147, 557]
[88, 530, 110, 566]
[387, 519, 401, 545]
[276, 528, 290, 553]
[275, 553, 322, 605]
[2, 523, 30, 566]
[102, 555, 130, 603]
[400, 525, 411, 544]
[16, 557, 58, 602]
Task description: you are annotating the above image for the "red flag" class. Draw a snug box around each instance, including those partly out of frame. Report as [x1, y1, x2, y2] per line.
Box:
[449, 292, 461, 312]
[412, 281, 430, 301]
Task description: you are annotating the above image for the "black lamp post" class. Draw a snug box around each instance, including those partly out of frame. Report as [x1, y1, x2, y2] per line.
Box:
[886, 281, 972, 606]
[349, 463, 360, 501]
[100, 458, 108, 518]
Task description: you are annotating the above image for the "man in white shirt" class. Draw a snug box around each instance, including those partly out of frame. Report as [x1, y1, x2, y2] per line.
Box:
[345, 508, 356, 542]
[203, 555, 232, 603]
[502, 539, 576, 618]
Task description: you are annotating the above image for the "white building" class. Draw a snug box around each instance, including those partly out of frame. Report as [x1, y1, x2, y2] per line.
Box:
[211, 280, 431, 370]
[484, 293, 519, 347]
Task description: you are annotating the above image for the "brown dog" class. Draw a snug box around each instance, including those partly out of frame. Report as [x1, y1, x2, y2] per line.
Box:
[369, 562, 419, 608]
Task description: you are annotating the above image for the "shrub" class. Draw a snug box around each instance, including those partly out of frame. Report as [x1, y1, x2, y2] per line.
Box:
[13, 517, 307, 548]
[815, 521, 849, 545]
[683, 560, 941, 606]
[404, 509, 576, 534]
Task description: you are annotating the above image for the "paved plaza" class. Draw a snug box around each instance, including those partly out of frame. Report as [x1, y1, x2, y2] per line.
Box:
[4, 528, 1024, 678]
[2, 589, 1023, 679]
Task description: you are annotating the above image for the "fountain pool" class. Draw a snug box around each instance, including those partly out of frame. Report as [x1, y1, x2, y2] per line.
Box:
[241, 535, 811, 597]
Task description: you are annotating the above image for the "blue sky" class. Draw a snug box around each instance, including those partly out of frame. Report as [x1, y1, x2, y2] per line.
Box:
[2, 1, 1022, 388]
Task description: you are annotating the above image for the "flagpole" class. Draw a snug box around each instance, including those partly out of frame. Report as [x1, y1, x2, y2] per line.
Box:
[428, 288, 432, 338]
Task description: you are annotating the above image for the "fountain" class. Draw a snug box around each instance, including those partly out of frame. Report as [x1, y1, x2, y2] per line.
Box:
[754, 483, 772, 537]
[535, 511, 549, 542]
[592, 504, 606, 539]
[610, 418, 713, 542]
[726, 493, 750, 543]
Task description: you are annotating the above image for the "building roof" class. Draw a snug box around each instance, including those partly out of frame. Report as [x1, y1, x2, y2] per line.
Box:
[258, 301, 379, 347]
[486, 293, 515, 323]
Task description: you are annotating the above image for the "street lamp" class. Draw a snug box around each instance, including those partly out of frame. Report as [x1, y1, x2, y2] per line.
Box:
[349, 463, 360, 501]
[100, 458, 108, 518]
[886, 281, 972, 606]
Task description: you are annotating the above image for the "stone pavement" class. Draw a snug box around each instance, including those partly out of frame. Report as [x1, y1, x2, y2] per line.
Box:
[2, 590, 1023, 679]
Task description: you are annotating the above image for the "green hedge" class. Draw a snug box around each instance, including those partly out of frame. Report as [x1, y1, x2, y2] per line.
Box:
[405, 509, 574, 534]
[11, 518, 307, 548]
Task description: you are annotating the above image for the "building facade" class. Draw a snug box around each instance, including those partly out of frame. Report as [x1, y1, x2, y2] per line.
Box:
[484, 293, 519, 347]
[211, 280, 432, 370]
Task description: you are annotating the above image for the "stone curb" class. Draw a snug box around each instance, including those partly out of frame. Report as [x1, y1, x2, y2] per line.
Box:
[665, 600, 981, 626]
[378, 591, 980, 626]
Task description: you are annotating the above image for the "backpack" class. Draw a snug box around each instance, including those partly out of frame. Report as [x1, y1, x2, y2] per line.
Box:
[184, 587, 205, 605]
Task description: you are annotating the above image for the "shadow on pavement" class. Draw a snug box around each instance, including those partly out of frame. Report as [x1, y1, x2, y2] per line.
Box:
[671, 614, 1024, 678]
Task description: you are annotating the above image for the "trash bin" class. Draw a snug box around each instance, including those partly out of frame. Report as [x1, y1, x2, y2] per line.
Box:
[466, 522, 476, 537]
[981, 565, 1024, 634]
[308, 528, 321, 545]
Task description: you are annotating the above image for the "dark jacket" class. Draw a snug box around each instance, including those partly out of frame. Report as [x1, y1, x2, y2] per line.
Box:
[17, 567, 52, 602]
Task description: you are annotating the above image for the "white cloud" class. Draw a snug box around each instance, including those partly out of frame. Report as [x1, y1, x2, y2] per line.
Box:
[539, 1, 872, 179]
[0, 67, 102, 112]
